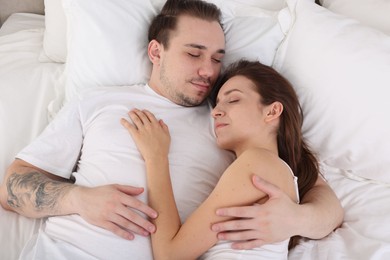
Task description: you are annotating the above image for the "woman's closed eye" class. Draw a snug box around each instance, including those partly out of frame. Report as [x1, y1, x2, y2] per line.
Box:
[228, 99, 239, 104]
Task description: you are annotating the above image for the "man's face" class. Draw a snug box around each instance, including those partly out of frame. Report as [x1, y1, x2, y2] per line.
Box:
[157, 15, 225, 106]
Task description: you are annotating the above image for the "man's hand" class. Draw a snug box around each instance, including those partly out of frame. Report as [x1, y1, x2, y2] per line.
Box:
[211, 176, 300, 250]
[73, 184, 158, 240]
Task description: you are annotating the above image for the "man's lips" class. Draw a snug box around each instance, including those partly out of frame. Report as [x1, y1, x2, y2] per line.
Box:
[191, 81, 210, 92]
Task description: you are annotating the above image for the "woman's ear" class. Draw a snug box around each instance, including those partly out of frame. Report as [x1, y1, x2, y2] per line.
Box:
[148, 39, 162, 65]
[265, 101, 283, 122]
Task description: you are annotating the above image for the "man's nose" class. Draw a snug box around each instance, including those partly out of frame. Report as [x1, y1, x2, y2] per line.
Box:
[199, 59, 216, 79]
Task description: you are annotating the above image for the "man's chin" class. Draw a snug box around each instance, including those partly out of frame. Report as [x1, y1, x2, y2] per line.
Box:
[175, 92, 207, 106]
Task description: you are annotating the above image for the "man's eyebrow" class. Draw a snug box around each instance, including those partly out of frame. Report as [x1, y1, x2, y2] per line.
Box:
[184, 43, 225, 54]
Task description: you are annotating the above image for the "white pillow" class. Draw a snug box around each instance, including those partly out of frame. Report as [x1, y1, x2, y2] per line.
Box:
[62, 0, 288, 102]
[39, 0, 288, 65]
[40, 0, 67, 63]
[273, 0, 390, 183]
[210, 0, 287, 69]
[62, 0, 163, 101]
[319, 0, 390, 35]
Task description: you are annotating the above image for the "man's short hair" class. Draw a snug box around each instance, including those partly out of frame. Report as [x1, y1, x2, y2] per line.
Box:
[148, 0, 223, 49]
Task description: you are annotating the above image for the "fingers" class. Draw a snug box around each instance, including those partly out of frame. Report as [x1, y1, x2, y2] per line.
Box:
[131, 109, 151, 125]
[252, 175, 281, 198]
[120, 109, 161, 131]
[116, 184, 144, 196]
[215, 205, 258, 218]
[142, 109, 158, 123]
[218, 230, 266, 249]
[78, 185, 158, 241]
[130, 109, 158, 125]
[212, 220, 267, 250]
[211, 208, 262, 236]
[159, 119, 169, 133]
[115, 204, 156, 235]
[99, 212, 154, 241]
[117, 185, 157, 234]
[120, 193, 158, 220]
[211, 204, 265, 247]
[100, 212, 154, 240]
[96, 185, 157, 239]
[103, 186, 157, 239]
[117, 185, 158, 220]
[100, 220, 136, 240]
[216, 229, 261, 242]
[212, 217, 256, 232]
[120, 117, 136, 132]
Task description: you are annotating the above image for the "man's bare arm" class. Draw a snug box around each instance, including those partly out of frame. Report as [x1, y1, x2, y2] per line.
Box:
[0, 159, 75, 217]
[295, 176, 344, 239]
[0, 159, 158, 240]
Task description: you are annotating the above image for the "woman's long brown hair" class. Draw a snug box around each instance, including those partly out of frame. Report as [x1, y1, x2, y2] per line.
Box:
[211, 60, 319, 248]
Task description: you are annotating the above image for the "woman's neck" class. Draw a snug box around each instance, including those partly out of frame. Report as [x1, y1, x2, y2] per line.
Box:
[234, 140, 278, 158]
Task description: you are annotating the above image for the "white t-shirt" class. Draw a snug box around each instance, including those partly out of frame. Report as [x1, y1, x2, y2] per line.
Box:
[18, 84, 234, 260]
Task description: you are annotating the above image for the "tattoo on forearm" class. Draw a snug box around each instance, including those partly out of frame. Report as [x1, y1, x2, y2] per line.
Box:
[6, 172, 71, 214]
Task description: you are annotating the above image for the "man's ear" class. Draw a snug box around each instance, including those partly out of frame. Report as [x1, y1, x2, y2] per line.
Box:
[265, 101, 283, 122]
[148, 39, 162, 65]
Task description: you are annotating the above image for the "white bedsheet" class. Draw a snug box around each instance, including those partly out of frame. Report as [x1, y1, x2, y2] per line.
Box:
[0, 13, 64, 260]
[0, 13, 46, 37]
[289, 165, 390, 260]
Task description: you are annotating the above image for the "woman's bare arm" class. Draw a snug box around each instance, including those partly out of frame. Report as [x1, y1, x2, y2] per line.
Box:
[148, 149, 296, 259]
[121, 110, 298, 259]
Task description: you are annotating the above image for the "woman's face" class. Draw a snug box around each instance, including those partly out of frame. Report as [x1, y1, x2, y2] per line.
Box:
[211, 75, 268, 152]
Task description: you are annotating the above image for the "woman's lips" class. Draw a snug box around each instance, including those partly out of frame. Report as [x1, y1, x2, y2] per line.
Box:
[215, 122, 228, 129]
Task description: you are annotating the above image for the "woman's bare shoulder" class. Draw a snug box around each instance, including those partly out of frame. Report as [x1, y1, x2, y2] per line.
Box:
[237, 148, 282, 167]
[236, 148, 297, 201]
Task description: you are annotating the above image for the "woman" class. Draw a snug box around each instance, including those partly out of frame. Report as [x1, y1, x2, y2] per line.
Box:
[121, 60, 319, 259]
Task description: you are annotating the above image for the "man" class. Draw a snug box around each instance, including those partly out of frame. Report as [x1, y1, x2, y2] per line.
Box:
[0, 0, 343, 258]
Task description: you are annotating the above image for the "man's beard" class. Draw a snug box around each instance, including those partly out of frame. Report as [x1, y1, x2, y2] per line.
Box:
[160, 63, 205, 107]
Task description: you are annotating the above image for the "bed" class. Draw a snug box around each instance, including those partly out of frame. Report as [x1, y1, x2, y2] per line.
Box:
[0, 0, 389, 259]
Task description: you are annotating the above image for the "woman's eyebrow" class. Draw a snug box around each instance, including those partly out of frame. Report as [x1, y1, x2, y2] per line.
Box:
[216, 88, 243, 103]
[223, 88, 243, 96]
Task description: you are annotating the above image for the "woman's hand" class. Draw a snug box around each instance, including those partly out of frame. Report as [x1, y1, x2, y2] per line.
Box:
[121, 109, 171, 162]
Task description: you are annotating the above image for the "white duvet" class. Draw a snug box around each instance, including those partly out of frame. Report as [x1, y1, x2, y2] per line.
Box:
[290, 165, 390, 259]
[0, 15, 63, 168]
[0, 14, 63, 260]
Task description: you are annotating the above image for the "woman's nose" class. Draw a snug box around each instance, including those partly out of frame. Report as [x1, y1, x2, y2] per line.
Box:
[211, 106, 224, 118]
